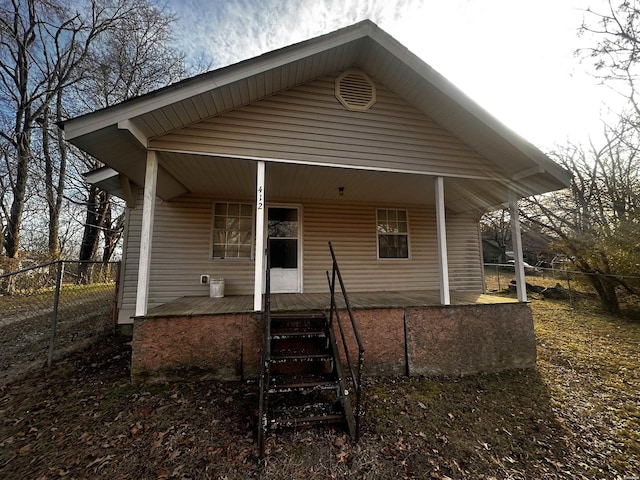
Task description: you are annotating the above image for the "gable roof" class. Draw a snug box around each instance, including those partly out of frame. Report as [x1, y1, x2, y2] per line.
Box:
[61, 20, 570, 202]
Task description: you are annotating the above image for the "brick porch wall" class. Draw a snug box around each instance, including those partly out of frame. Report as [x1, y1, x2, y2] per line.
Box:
[131, 313, 261, 383]
[130, 303, 535, 383]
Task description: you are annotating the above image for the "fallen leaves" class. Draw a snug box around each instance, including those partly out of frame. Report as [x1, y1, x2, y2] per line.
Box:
[17, 444, 31, 454]
[1, 299, 639, 479]
[129, 421, 143, 437]
[86, 454, 114, 469]
[477, 440, 490, 451]
[166, 449, 180, 461]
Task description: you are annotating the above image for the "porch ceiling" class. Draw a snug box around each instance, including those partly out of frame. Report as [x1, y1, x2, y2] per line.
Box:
[156, 151, 509, 212]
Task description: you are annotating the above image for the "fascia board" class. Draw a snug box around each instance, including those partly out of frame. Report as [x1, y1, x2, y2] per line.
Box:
[83, 166, 119, 184]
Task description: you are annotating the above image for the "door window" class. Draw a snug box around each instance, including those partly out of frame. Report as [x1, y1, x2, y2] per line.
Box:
[268, 208, 298, 268]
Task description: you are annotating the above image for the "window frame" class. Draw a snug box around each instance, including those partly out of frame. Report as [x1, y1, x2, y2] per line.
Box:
[210, 201, 255, 261]
[376, 208, 410, 260]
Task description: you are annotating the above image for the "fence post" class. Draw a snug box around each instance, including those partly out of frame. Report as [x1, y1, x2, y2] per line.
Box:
[48, 261, 64, 367]
[564, 266, 574, 308]
[496, 263, 501, 290]
[112, 262, 121, 333]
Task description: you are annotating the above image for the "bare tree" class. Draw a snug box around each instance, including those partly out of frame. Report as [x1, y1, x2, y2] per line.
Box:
[480, 209, 511, 263]
[559, 1, 640, 312]
[522, 119, 640, 314]
[580, 1, 640, 123]
[0, 0, 185, 269]
[69, 1, 185, 280]
[0, 0, 142, 260]
[76, 1, 186, 108]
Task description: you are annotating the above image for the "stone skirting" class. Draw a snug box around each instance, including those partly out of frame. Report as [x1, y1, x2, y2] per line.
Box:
[131, 303, 536, 383]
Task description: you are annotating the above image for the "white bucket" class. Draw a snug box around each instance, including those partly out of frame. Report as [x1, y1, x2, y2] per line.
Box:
[210, 278, 225, 298]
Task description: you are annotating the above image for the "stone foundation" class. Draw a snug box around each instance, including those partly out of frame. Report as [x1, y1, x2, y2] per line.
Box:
[131, 303, 535, 383]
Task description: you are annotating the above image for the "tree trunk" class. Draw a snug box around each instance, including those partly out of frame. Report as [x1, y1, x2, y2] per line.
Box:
[586, 273, 621, 315]
[42, 108, 59, 259]
[78, 186, 107, 283]
[101, 196, 123, 264]
[3, 1, 36, 259]
[43, 92, 69, 260]
[5, 130, 31, 259]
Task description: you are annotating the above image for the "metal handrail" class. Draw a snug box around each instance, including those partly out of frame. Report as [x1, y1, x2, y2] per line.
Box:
[326, 241, 365, 441]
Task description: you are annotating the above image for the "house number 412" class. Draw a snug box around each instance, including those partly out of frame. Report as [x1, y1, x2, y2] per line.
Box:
[257, 185, 263, 210]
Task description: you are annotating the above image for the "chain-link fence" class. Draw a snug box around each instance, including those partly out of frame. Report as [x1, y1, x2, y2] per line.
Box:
[0, 260, 120, 385]
[484, 263, 640, 308]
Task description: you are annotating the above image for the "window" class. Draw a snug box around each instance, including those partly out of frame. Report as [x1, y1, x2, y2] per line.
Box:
[212, 202, 253, 259]
[268, 207, 299, 268]
[377, 209, 409, 259]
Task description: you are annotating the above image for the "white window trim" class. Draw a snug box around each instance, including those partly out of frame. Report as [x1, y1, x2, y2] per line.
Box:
[210, 201, 255, 261]
[376, 208, 411, 260]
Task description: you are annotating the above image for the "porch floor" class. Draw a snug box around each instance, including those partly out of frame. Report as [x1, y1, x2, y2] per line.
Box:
[144, 290, 517, 317]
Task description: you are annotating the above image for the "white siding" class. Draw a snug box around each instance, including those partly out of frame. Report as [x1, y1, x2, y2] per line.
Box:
[446, 213, 485, 292]
[121, 193, 258, 317]
[150, 75, 496, 180]
[119, 191, 142, 321]
[303, 202, 439, 292]
[304, 203, 483, 293]
[119, 194, 483, 321]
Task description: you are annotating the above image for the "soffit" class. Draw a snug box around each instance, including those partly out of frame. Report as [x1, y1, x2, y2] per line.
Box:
[154, 153, 508, 213]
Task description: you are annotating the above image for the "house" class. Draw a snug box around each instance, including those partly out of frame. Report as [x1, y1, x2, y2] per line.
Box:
[521, 228, 557, 266]
[482, 238, 508, 265]
[61, 21, 570, 385]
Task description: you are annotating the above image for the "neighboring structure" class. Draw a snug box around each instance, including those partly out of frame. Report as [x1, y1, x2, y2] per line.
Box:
[483, 228, 555, 266]
[482, 238, 508, 265]
[521, 228, 556, 266]
[61, 21, 570, 380]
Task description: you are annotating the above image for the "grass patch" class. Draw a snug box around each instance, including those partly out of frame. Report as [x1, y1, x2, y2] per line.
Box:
[533, 299, 639, 473]
[0, 283, 113, 314]
[0, 283, 115, 385]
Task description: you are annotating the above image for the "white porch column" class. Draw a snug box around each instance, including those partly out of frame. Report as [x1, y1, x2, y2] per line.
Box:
[509, 193, 528, 302]
[254, 161, 266, 311]
[435, 176, 451, 305]
[135, 150, 158, 317]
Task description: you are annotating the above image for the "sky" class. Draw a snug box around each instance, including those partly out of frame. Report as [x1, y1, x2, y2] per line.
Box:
[166, 0, 623, 152]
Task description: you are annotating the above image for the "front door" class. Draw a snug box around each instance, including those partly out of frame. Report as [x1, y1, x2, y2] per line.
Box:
[267, 206, 301, 293]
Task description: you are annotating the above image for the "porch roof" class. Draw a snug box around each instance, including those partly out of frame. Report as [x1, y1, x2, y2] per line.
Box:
[61, 20, 570, 209]
[142, 290, 517, 318]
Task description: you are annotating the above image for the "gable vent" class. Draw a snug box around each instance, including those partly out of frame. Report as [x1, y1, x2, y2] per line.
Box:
[335, 70, 376, 112]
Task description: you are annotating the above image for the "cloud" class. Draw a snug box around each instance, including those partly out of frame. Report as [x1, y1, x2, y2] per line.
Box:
[166, 0, 619, 148]
[169, 0, 426, 70]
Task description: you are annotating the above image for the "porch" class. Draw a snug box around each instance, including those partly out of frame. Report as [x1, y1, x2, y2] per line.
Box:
[143, 290, 517, 317]
[132, 290, 534, 384]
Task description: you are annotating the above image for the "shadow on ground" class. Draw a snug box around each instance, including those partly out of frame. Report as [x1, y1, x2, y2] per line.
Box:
[2, 333, 611, 479]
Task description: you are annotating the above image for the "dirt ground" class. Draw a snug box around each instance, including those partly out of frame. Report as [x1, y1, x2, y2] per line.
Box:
[0, 296, 638, 479]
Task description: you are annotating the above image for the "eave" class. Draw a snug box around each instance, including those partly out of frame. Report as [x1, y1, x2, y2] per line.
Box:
[61, 20, 570, 208]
